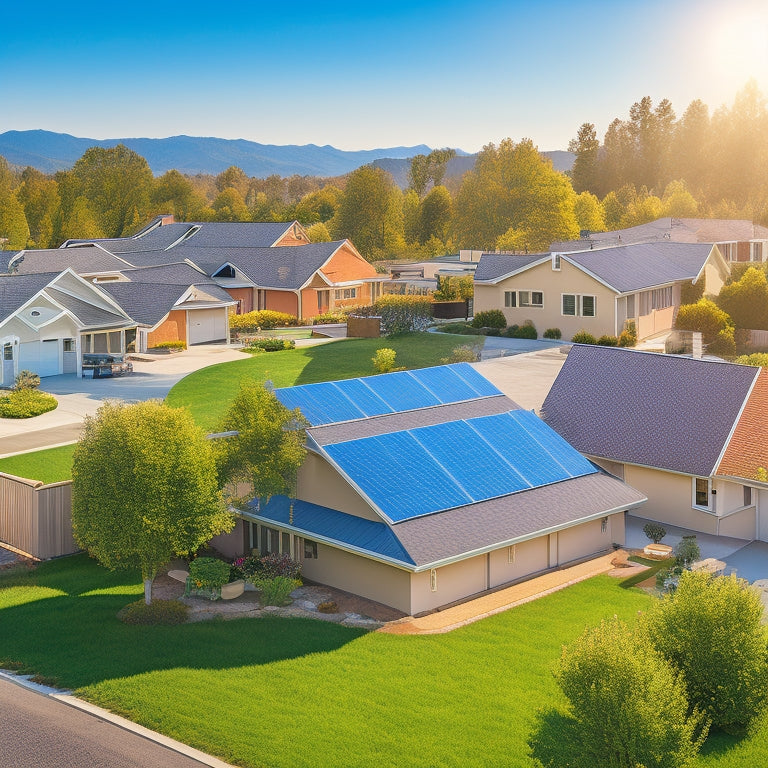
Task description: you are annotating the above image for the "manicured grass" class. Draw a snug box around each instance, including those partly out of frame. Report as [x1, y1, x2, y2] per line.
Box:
[167, 332, 467, 431]
[4, 556, 765, 768]
[0, 444, 76, 484]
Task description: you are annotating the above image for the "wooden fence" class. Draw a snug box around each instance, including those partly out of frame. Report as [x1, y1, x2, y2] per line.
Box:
[0, 473, 77, 560]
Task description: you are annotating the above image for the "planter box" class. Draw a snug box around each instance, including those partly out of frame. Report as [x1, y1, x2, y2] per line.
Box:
[347, 315, 381, 338]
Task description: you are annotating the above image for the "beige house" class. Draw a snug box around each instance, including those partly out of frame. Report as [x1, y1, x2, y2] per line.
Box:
[212, 363, 645, 615]
[542, 345, 768, 541]
[473, 241, 729, 341]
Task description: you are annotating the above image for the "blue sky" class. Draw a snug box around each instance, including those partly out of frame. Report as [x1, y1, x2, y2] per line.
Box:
[2, 0, 767, 152]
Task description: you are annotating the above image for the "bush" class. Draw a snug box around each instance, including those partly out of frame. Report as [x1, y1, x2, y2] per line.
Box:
[243, 338, 295, 353]
[230, 555, 261, 581]
[118, 599, 189, 625]
[369, 295, 433, 335]
[735, 352, 768, 367]
[643, 522, 667, 543]
[543, 327, 561, 339]
[597, 334, 619, 346]
[0, 389, 58, 418]
[675, 299, 732, 344]
[571, 330, 598, 344]
[556, 617, 707, 768]
[255, 575, 301, 606]
[189, 557, 231, 590]
[507, 321, 537, 339]
[707, 326, 736, 357]
[643, 571, 768, 731]
[674, 535, 700, 568]
[14, 370, 41, 390]
[150, 340, 186, 350]
[311, 312, 347, 325]
[438, 322, 476, 335]
[440, 345, 481, 364]
[471, 309, 506, 329]
[618, 320, 637, 348]
[373, 348, 403, 373]
[230, 310, 299, 332]
[258, 552, 302, 580]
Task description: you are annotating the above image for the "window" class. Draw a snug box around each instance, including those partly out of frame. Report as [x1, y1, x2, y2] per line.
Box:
[63, 338, 75, 353]
[3, 344, 12, 361]
[504, 291, 517, 308]
[303, 539, 318, 559]
[562, 294, 596, 317]
[744, 485, 753, 507]
[505, 290, 542, 308]
[334, 287, 358, 300]
[430, 568, 438, 592]
[693, 477, 711, 510]
[751, 242, 763, 262]
[551, 253, 561, 271]
[719, 242, 736, 260]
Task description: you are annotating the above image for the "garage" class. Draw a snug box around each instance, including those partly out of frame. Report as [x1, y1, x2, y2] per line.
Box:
[18, 339, 61, 378]
[187, 308, 229, 345]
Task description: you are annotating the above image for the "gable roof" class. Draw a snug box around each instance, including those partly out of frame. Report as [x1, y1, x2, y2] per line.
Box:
[4, 245, 130, 275]
[540, 345, 759, 477]
[0, 273, 63, 317]
[473, 252, 549, 282]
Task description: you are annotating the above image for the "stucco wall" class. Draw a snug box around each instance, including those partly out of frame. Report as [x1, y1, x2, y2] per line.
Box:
[410, 556, 487, 615]
[488, 537, 549, 588]
[265, 290, 298, 316]
[557, 517, 616, 564]
[759, 490, 768, 541]
[473, 259, 618, 340]
[147, 310, 186, 347]
[210, 519, 248, 559]
[226, 287, 254, 314]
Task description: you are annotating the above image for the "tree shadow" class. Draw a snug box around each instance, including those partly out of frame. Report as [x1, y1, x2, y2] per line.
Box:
[528, 708, 580, 768]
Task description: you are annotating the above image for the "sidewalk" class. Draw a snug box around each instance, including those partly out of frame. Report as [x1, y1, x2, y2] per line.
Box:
[379, 553, 617, 635]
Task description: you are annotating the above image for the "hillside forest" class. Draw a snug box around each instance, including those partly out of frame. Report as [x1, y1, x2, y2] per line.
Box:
[1, 83, 767, 262]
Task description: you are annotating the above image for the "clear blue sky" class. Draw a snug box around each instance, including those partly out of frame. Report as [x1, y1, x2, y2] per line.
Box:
[2, 0, 766, 153]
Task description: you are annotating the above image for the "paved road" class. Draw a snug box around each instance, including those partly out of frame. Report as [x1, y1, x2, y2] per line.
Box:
[0, 678, 226, 768]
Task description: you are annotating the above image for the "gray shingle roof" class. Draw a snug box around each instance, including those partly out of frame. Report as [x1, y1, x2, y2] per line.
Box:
[4, 246, 130, 275]
[540, 345, 759, 477]
[565, 241, 715, 293]
[474, 252, 549, 282]
[0, 273, 62, 317]
[117, 262, 216, 285]
[45, 288, 130, 328]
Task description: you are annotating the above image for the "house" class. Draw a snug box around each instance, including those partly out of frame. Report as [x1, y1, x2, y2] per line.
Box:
[472, 241, 730, 341]
[57, 215, 378, 319]
[540, 345, 768, 541]
[0, 269, 135, 384]
[551, 217, 768, 264]
[212, 363, 646, 614]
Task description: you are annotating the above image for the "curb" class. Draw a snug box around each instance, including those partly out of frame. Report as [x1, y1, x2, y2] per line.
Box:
[0, 669, 236, 768]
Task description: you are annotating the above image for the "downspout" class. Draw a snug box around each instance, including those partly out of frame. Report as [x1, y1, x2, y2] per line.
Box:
[296, 289, 303, 320]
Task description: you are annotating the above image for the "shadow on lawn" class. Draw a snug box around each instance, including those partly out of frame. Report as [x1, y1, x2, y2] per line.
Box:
[527, 709, 580, 768]
[0, 554, 366, 691]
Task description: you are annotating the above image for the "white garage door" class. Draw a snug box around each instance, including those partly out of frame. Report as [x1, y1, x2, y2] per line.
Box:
[188, 309, 228, 345]
[18, 340, 60, 378]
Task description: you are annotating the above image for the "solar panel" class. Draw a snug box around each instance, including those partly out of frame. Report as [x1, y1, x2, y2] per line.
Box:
[410, 365, 492, 405]
[333, 378, 394, 418]
[450, 362, 504, 397]
[364, 370, 442, 413]
[275, 382, 365, 425]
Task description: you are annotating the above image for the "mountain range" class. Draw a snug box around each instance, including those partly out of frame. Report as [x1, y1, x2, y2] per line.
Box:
[0, 130, 573, 183]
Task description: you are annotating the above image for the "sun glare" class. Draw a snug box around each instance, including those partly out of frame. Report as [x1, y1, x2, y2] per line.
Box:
[710, 5, 768, 87]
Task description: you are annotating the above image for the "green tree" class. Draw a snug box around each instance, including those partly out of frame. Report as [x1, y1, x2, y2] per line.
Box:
[402, 189, 421, 244]
[16, 168, 61, 248]
[306, 221, 331, 242]
[0, 192, 31, 249]
[215, 165, 250, 198]
[675, 299, 733, 344]
[601, 190, 625, 229]
[408, 148, 456, 197]
[717, 266, 768, 329]
[418, 185, 452, 244]
[72, 401, 233, 604]
[292, 185, 341, 224]
[670, 99, 712, 197]
[152, 169, 205, 220]
[215, 382, 308, 504]
[554, 617, 707, 768]
[661, 179, 700, 218]
[568, 123, 601, 194]
[573, 191, 605, 232]
[454, 138, 578, 250]
[621, 192, 664, 227]
[643, 571, 768, 731]
[212, 187, 251, 221]
[59, 195, 104, 241]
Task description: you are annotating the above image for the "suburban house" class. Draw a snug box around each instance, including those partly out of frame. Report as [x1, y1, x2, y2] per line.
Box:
[211, 363, 646, 614]
[541, 345, 768, 542]
[472, 241, 730, 341]
[57, 215, 378, 319]
[0, 269, 136, 385]
[552, 217, 768, 264]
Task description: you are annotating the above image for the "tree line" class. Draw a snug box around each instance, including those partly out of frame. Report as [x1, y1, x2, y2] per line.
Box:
[1, 82, 766, 260]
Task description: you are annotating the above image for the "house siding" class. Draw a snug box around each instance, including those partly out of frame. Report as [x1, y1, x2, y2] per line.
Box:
[264, 290, 298, 316]
[147, 309, 187, 347]
[225, 287, 254, 314]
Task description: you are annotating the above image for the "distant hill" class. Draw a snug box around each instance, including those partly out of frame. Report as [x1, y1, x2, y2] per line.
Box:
[0, 130, 437, 178]
[374, 150, 574, 189]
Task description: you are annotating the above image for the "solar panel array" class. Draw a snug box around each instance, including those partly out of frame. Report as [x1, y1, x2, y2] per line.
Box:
[324, 408, 597, 523]
[274, 363, 502, 426]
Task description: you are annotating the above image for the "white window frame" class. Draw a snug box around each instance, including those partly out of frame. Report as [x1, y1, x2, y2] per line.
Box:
[561, 293, 596, 317]
[504, 291, 517, 308]
[692, 477, 712, 511]
[506, 290, 543, 309]
[551, 253, 561, 271]
[334, 287, 358, 300]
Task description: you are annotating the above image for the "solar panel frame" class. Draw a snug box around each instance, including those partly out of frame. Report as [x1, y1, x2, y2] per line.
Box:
[363, 370, 442, 413]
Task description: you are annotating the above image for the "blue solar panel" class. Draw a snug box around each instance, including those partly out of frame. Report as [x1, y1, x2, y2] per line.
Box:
[410, 420, 531, 499]
[450, 363, 504, 397]
[364, 370, 442, 413]
[466, 413, 570, 487]
[325, 431, 472, 522]
[275, 382, 365, 425]
[410, 365, 488, 405]
[509, 410, 596, 477]
[333, 378, 394, 418]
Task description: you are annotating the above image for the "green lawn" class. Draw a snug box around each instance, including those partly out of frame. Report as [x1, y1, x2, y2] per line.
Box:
[1, 555, 764, 768]
[167, 332, 469, 431]
[0, 444, 76, 484]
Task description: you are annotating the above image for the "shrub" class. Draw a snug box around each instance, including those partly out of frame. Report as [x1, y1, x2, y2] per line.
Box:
[597, 334, 619, 346]
[643, 522, 667, 543]
[189, 557, 231, 590]
[311, 312, 347, 325]
[230, 555, 261, 581]
[735, 352, 768, 367]
[471, 309, 506, 329]
[674, 535, 700, 568]
[243, 338, 295, 353]
[571, 330, 598, 344]
[707, 326, 736, 357]
[259, 552, 302, 580]
[675, 299, 732, 344]
[543, 327, 562, 339]
[355, 295, 434, 335]
[438, 322, 476, 335]
[373, 348, 402, 373]
[508, 321, 537, 339]
[502, 324, 520, 337]
[256, 575, 301, 606]
[555, 617, 708, 768]
[0, 389, 58, 418]
[618, 319, 637, 348]
[150, 340, 186, 350]
[230, 310, 299, 332]
[318, 600, 338, 614]
[440, 345, 481, 364]
[118, 599, 189, 625]
[14, 370, 40, 390]
[643, 571, 768, 731]
[716, 266, 768, 330]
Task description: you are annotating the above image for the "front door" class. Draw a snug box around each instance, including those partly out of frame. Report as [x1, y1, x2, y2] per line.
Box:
[2, 343, 14, 386]
[317, 290, 329, 313]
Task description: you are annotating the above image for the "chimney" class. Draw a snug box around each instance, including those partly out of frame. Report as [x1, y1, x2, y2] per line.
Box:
[692, 331, 703, 359]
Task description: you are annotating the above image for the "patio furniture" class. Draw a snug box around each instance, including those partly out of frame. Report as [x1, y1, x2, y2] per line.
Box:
[643, 543, 673, 558]
[167, 569, 190, 583]
[221, 579, 245, 600]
